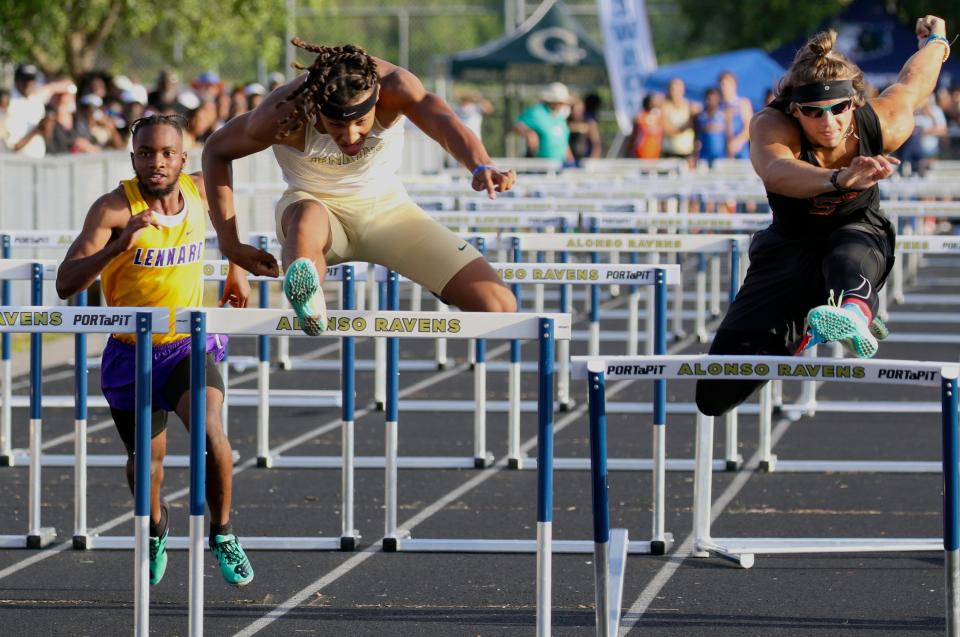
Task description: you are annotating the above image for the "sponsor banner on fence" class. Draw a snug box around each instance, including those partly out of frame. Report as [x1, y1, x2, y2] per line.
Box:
[888, 202, 960, 217]
[583, 212, 772, 231]
[895, 235, 960, 254]
[571, 355, 956, 386]
[511, 232, 748, 253]
[430, 211, 580, 229]
[0, 306, 166, 333]
[182, 308, 572, 340]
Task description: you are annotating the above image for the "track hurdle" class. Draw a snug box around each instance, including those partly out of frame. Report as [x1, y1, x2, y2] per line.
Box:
[0, 302, 165, 556]
[183, 305, 570, 637]
[572, 354, 960, 635]
[586, 365, 630, 637]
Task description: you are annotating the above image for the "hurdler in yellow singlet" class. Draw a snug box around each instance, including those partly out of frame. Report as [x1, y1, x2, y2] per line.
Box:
[100, 174, 206, 344]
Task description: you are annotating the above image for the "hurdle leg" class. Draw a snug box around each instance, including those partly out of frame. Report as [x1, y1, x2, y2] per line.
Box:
[373, 275, 386, 410]
[797, 346, 818, 416]
[608, 252, 620, 297]
[256, 334, 271, 467]
[188, 313, 206, 637]
[508, 339, 524, 469]
[278, 292, 291, 369]
[27, 275, 55, 548]
[627, 287, 640, 356]
[758, 384, 776, 471]
[1, 352, 10, 464]
[473, 339, 492, 467]
[692, 413, 714, 558]
[134, 313, 153, 637]
[695, 256, 707, 342]
[671, 254, 685, 340]
[382, 273, 408, 551]
[434, 298, 449, 369]
[536, 318, 556, 637]
[557, 338, 572, 411]
[340, 266, 358, 549]
[942, 371, 959, 636]
[709, 255, 721, 317]
[724, 409, 741, 471]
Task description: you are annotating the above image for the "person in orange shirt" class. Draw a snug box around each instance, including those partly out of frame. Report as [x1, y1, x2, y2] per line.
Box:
[629, 93, 664, 159]
[56, 114, 254, 588]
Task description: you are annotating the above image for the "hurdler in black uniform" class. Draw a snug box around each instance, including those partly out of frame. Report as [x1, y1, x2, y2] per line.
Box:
[695, 101, 895, 417]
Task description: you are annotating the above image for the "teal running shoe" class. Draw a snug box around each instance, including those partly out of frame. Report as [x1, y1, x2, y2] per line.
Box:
[149, 530, 168, 586]
[806, 304, 878, 358]
[283, 258, 327, 336]
[869, 315, 890, 341]
[211, 533, 254, 587]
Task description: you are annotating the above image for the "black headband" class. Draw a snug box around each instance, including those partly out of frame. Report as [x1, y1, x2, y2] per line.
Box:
[791, 80, 855, 103]
[318, 87, 378, 121]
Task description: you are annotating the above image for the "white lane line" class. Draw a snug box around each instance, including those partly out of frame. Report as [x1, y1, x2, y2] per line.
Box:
[619, 414, 794, 635]
[233, 378, 637, 637]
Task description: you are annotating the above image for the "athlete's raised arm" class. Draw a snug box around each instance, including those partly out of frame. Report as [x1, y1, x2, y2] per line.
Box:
[379, 64, 516, 198]
[870, 15, 949, 152]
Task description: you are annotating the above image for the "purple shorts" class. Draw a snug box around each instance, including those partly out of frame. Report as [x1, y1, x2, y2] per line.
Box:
[101, 334, 228, 412]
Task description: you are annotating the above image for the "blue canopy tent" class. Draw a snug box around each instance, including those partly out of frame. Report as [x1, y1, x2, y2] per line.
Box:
[642, 48, 786, 111]
[770, 0, 960, 86]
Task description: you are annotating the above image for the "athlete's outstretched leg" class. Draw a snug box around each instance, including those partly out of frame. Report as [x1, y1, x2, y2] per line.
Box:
[695, 329, 788, 416]
[280, 200, 335, 335]
[440, 257, 517, 312]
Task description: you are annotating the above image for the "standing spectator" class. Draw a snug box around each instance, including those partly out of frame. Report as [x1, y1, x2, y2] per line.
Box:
[229, 85, 249, 121]
[660, 78, 699, 162]
[900, 95, 948, 176]
[454, 89, 494, 142]
[76, 94, 125, 150]
[568, 94, 602, 164]
[268, 72, 286, 92]
[148, 69, 180, 113]
[695, 87, 727, 168]
[245, 83, 267, 111]
[6, 64, 48, 158]
[183, 99, 218, 150]
[629, 93, 664, 159]
[0, 89, 10, 151]
[718, 70, 753, 159]
[513, 82, 573, 163]
[16, 91, 99, 155]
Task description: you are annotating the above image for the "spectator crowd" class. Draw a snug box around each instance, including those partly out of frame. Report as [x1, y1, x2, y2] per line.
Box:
[0, 63, 287, 158]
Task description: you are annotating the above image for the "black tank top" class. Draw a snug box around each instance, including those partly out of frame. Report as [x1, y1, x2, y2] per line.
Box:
[764, 101, 885, 238]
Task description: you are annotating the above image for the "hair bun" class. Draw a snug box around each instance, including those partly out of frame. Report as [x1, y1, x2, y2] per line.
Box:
[808, 30, 837, 58]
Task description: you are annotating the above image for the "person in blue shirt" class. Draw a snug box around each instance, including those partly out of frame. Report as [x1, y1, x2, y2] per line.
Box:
[513, 82, 573, 163]
[695, 88, 727, 167]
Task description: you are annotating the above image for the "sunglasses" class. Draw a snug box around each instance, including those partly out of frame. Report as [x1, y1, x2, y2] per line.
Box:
[796, 99, 853, 118]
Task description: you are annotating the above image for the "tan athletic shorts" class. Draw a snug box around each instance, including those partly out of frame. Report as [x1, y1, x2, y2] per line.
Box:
[275, 188, 483, 295]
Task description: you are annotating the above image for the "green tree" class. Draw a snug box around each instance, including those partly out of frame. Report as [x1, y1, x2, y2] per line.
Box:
[0, 0, 324, 80]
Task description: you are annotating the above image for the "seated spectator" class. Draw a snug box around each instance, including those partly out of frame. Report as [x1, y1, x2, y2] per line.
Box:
[513, 82, 573, 163]
[628, 93, 664, 159]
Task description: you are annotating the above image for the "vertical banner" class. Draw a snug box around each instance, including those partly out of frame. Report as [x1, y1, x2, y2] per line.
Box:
[597, 0, 658, 134]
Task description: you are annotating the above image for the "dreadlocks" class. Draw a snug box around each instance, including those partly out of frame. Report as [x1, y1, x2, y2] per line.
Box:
[277, 40, 380, 138]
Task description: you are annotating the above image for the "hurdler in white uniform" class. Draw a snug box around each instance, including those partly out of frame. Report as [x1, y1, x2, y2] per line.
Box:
[272, 115, 481, 295]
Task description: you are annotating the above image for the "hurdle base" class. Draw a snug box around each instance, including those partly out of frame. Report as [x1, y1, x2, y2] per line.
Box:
[765, 459, 942, 474]
[520, 457, 728, 472]
[694, 537, 943, 569]
[387, 537, 665, 554]
[73, 534, 88, 550]
[340, 534, 359, 551]
[507, 456, 526, 470]
[7, 450, 240, 468]
[558, 400, 576, 412]
[268, 454, 484, 470]
[26, 527, 57, 549]
[256, 456, 272, 468]
[474, 454, 495, 469]
[382, 529, 411, 553]
[725, 455, 743, 471]
[375, 401, 384, 412]
[759, 455, 778, 473]
[82, 535, 345, 550]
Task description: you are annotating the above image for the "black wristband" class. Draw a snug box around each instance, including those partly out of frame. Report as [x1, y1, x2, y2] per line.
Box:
[830, 168, 848, 192]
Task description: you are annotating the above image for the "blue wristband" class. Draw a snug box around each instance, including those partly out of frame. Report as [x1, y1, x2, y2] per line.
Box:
[472, 164, 496, 176]
[926, 34, 948, 45]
